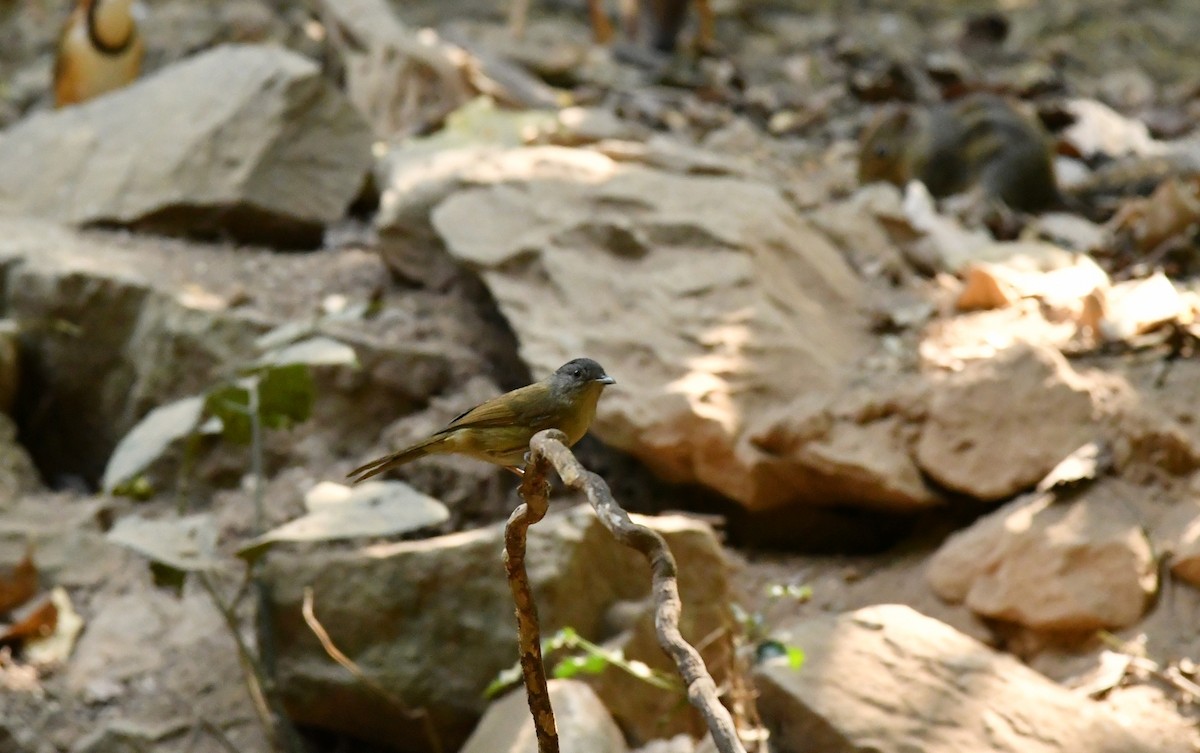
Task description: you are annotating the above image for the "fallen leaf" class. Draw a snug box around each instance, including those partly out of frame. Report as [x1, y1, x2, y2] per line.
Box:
[0, 595, 57, 648]
[238, 481, 449, 561]
[24, 587, 84, 666]
[256, 336, 359, 369]
[1111, 176, 1200, 253]
[1100, 273, 1183, 341]
[0, 547, 37, 615]
[1037, 441, 1112, 493]
[107, 514, 223, 573]
[1062, 99, 1163, 159]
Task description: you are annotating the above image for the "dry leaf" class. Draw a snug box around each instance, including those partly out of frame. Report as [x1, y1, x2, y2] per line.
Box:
[0, 595, 57, 648]
[1100, 273, 1182, 341]
[238, 481, 449, 561]
[957, 265, 1018, 311]
[0, 547, 38, 615]
[1037, 441, 1111, 493]
[24, 588, 84, 666]
[1111, 176, 1200, 253]
[1062, 99, 1163, 159]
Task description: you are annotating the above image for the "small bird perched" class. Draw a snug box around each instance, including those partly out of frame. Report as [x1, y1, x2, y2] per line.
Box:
[53, 0, 144, 108]
[348, 358, 616, 482]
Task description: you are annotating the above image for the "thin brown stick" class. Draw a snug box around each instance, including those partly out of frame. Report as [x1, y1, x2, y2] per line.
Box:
[528, 430, 748, 753]
[301, 587, 443, 753]
[504, 462, 559, 753]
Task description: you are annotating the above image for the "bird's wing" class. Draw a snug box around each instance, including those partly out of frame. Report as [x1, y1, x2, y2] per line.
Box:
[441, 383, 551, 431]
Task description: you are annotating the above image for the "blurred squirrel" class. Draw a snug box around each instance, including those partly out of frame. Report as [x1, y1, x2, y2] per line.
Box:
[53, 0, 144, 108]
[587, 0, 713, 54]
[858, 94, 1060, 212]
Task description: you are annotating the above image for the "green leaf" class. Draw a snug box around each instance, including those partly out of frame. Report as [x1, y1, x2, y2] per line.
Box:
[786, 645, 806, 669]
[553, 652, 609, 679]
[150, 562, 188, 595]
[204, 380, 253, 445]
[256, 363, 315, 431]
[204, 365, 316, 445]
[102, 396, 206, 493]
[484, 663, 523, 699]
[767, 583, 813, 602]
[109, 475, 155, 501]
[754, 640, 806, 669]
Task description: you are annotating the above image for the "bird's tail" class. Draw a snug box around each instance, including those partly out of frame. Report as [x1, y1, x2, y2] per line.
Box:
[346, 435, 446, 484]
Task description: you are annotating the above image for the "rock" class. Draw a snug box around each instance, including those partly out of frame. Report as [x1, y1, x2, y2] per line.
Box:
[374, 143, 615, 287]
[1170, 513, 1200, 588]
[809, 194, 911, 283]
[747, 379, 939, 513]
[461, 680, 628, 753]
[0, 414, 39, 505]
[0, 726, 34, 753]
[0, 494, 130, 594]
[916, 343, 1099, 501]
[429, 146, 872, 510]
[0, 45, 372, 247]
[320, 0, 473, 140]
[634, 734, 698, 753]
[0, 319, 18, 415]
[63, 582, 270, 752]
[927, 484, 1156, 631]
[261, 505, 733, 750]
[754, 604, 1185, 753]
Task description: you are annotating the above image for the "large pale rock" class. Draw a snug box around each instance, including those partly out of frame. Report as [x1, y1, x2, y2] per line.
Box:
[916, 343, 1099, 501]
[430, 147, 873, 510]
[747, 379, 940, 512]
[261, 505, 733, 750]
[754, 604, 1186, 753]
[0, 45, 372, 247]
[927, 485, 1156, 631]
[461, 680, 627, 753]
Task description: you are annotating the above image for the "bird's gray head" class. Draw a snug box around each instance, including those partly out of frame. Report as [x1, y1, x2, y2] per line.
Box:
[554, 358, 615, 389]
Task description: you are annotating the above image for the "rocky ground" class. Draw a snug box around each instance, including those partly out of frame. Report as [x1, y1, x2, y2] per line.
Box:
[2, 0, 1200, 752]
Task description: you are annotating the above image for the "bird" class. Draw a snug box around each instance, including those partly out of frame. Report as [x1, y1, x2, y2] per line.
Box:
[53, 0, 145, 108]
[347, 358, 616, 482]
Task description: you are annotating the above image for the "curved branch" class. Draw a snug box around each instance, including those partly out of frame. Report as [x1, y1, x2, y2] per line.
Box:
[503, 464, 560, 752]
[527, 430, 747, 753]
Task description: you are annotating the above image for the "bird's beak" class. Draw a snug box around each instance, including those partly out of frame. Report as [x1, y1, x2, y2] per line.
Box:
[597, 375, 616, 385]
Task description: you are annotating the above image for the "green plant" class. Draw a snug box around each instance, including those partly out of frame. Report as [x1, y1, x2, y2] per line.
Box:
[103, 321, 445, 752]
[731, 581, 811, 671]
[486, 625, 681, 699]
